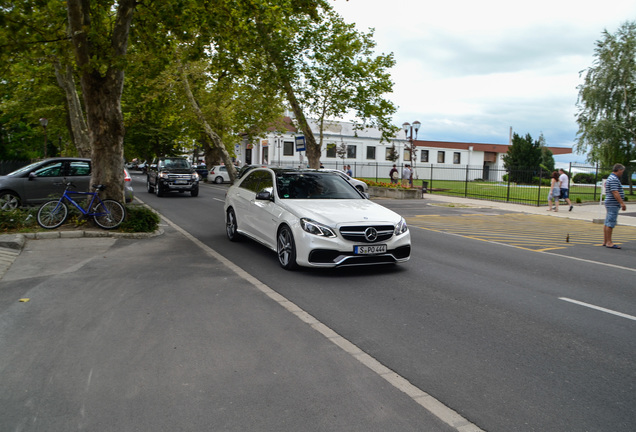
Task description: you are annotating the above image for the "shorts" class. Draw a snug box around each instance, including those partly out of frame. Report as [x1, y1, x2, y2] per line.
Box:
[548, 188, 560, 201]
[605, 205, 619, 228]
[559, 189, 569, 200]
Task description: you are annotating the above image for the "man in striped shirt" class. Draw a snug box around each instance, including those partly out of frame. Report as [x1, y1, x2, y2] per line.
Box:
[603, 163, 626, 249]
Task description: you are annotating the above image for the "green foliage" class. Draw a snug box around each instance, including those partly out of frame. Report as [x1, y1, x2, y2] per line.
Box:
[118, 205, 160, 233]
[573, 173, 597, 184]
[576, 21, 636, 167]
[0, 208, 38, 232]
[502, 133, 543, 183]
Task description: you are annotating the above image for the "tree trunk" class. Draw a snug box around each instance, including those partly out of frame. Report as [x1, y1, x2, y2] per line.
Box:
[280, 78, 321, 168]
[179, 64, 238, 183]
[67, 0, 135, 202]
[53, 61, 91, 158]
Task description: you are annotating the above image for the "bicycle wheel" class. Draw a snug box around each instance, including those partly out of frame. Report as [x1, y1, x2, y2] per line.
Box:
[93, 199, 126, 229]
[37, 200, 69, 229]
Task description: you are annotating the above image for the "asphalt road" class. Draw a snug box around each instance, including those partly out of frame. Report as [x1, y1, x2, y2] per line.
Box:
[130, 172, 636, 432]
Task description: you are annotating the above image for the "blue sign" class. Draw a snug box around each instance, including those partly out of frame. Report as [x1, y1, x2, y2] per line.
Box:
[295, 136, 305, 152]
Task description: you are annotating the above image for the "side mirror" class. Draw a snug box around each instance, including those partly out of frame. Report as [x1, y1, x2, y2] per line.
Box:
[255, 190, 273, 201]
[28, 172, 36, 180]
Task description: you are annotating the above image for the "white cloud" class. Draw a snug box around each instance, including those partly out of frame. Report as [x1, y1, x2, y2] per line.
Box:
[330, 0, 636, 162]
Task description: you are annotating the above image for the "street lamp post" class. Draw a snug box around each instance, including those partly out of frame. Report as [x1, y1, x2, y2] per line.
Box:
[402, 120, 421, 186]
[39, 117, 48, 158]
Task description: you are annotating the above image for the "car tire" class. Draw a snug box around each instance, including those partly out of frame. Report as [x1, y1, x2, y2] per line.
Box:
[191, 187, 199, 197]
[214, 176, 224, 184]
[226, 208, 241, 242]
[0, 191, 21, 210]
[146, 179, 154, 193]
[155, 182, 163, 197]
[277, 225, 297, 270]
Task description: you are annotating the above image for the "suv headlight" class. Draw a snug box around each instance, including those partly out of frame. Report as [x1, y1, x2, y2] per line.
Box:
[192, 173, 200, 181]
[159, 172, 169, 179]
[300, 218, 336, 238]
[394, 218, 408, 236]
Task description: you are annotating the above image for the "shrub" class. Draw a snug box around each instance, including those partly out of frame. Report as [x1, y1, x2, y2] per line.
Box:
[573, 173, 596, 184]
[576, 197, 582, 204]
[0, 208, 39, 233]
[118, 205, 160, 233]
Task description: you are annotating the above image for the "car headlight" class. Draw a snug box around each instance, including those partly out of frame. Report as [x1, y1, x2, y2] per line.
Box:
[159, 172, 169, 179]
[300, 218, 336, 238]
[394, 217, 408, 236]
[193, 173, 200, 180]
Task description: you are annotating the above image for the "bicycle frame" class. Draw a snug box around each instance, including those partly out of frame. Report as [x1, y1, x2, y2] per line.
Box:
[55, 187, 109, 217]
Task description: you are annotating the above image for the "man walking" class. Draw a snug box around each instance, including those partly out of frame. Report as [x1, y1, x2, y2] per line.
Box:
[402, 164, 411, 188]
[389, 164, 398, 184]
[559, 169, 573, 211]
[603, 164, 627, 249]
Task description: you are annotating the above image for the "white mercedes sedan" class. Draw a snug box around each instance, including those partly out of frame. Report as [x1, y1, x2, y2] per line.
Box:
[224, 167, 411, 270]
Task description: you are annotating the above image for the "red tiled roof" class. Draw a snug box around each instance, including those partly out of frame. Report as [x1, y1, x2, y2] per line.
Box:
[414, 140, 572, 155]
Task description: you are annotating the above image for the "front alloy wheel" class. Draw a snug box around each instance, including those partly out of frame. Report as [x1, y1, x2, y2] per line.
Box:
[0, 192, 20, 210]
[277, 225, 297, 270]
[226, 208, 240, 242]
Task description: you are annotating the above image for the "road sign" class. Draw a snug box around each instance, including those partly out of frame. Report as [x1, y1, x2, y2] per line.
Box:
[295, 136, 305, 152]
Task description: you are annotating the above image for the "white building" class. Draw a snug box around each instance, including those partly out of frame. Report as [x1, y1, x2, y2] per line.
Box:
[236, 117, 572, 182]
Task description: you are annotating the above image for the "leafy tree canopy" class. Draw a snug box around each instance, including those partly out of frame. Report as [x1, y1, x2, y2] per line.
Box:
[576, 21, 636, 170]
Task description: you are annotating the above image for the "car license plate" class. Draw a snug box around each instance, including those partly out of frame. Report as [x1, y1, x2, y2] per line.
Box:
[354, 244, 387, 255]
[174, 180, 187, 184]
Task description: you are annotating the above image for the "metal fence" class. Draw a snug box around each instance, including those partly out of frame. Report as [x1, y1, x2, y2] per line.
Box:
[0, 160, 30, 175]
[299, 161, 630, 206]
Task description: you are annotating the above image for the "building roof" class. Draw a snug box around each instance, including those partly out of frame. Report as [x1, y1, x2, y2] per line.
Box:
[414, 140, 572, 155]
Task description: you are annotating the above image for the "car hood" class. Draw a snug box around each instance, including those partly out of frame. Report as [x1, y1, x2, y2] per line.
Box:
[281, 199, 401, 226]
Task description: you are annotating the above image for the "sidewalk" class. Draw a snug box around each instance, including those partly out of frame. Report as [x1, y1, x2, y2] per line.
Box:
[423, 194, 636, 227]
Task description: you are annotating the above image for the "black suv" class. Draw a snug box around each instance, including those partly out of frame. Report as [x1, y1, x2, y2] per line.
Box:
[146, 157, 199, 197]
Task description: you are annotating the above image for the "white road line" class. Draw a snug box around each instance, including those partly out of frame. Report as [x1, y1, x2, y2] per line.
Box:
[559, 297, 636, 321]
[147, 204, 485, 432]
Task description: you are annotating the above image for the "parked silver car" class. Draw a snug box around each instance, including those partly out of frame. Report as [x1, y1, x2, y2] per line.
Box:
[0, 158, 133, 210]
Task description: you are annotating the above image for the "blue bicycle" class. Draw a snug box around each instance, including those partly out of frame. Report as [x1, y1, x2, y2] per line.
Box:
[37, 182, 126, 230]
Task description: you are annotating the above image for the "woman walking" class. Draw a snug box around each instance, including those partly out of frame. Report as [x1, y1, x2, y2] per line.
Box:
[547, 171, 560, 211]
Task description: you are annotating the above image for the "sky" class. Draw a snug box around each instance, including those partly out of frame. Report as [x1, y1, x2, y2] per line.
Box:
[330, 0, 636, 164]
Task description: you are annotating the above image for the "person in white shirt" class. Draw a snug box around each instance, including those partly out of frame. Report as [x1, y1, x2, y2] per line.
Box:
[558, 169, 573, 211]
[402, 165, 411, 187]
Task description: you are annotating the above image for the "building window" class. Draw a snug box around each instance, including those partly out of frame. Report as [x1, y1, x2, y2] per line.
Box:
[385, 146, 398, 161]
[366, 146, 376, 160]
[326, 143, 336, 158]
[283, 141, 294, 156]
[404, 149, 411, 162]
[262, 147, 269, 164]
[347, 145, 357, 159]
[453, 152, 461, 164]
[421, 150, 429, 163]
[437, 151, 445, 163]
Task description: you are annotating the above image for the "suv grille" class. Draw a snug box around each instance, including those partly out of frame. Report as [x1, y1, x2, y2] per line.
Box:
[167, 174, 192, 180]
[339, 225, 394, 243]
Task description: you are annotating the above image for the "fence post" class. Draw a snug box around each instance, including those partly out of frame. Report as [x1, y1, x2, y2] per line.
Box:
[593, 162, 599, 201]
[536, 169, 543, 206]
[506, 171, 512, 202]
[464, 164, 469, 197]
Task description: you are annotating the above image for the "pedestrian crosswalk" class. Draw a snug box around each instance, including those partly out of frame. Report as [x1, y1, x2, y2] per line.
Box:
[407, 213, 636, 251]
[0, 247, 20, 280]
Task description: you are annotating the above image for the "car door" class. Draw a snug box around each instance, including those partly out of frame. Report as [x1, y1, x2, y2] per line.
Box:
[66, 160, 92, 192]
[22, 160, 68, 204]
[249, 171, 279, 248]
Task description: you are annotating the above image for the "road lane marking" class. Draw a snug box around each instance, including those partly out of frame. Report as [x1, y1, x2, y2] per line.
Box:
[559, 297, 636, 321]
[145, 203, 485, 432]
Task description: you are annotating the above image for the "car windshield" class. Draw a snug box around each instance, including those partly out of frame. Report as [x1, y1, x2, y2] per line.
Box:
[6, 161, 43, 177]
[162, 159, 190, 169]
[276, 172, 361, 199]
